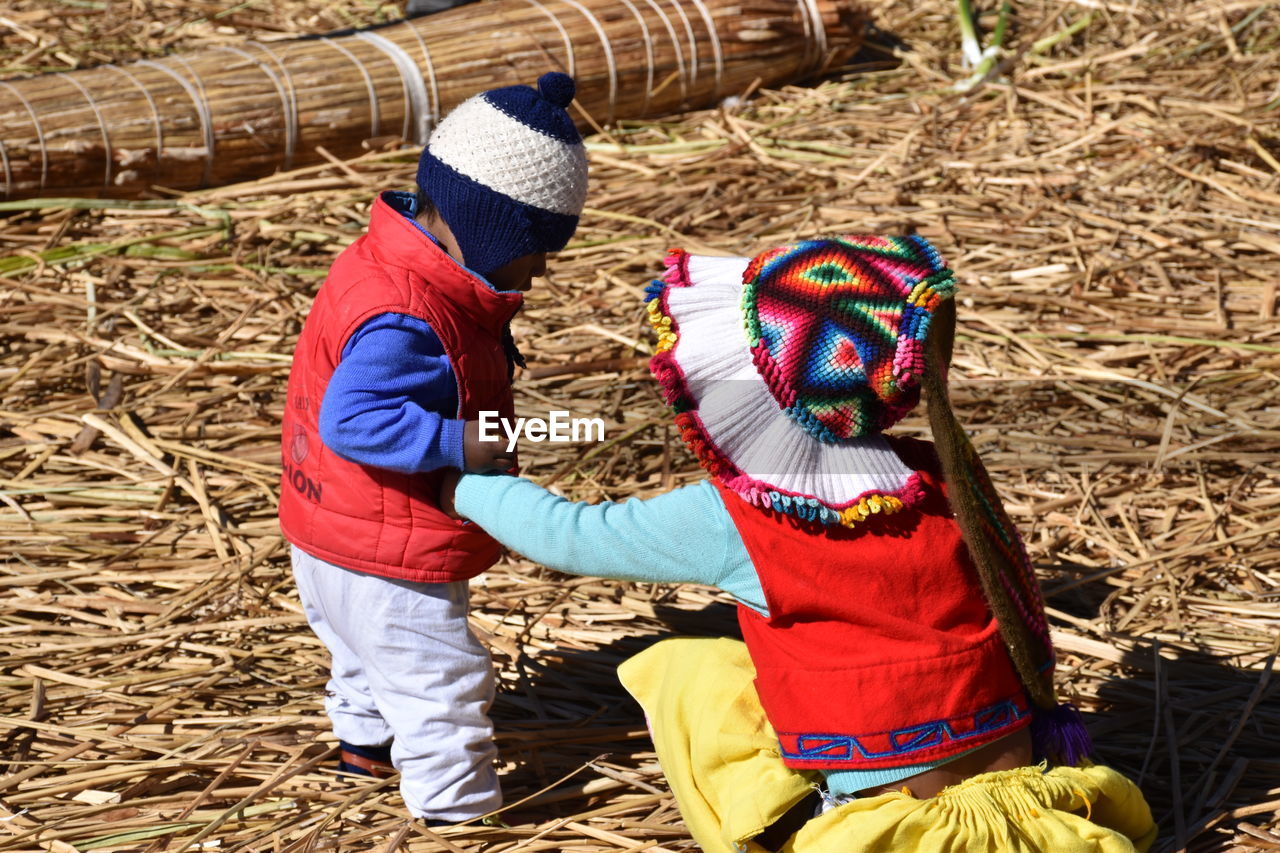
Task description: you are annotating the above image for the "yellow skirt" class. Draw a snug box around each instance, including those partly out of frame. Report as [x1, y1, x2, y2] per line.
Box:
[618, 637, 1157, 853]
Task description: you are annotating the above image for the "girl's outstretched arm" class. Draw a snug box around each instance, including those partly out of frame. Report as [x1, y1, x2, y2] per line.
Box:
[451, 472, 766, 612]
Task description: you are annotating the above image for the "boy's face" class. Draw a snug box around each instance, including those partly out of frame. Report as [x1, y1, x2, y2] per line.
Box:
[486, 252, 547, 293]
[416, 205, 545, 293]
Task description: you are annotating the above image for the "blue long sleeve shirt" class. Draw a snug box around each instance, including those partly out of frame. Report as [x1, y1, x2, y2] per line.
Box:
[318, 313, 466, 473]
[317, 192, 473, 473]
[454, 472, 959, 794]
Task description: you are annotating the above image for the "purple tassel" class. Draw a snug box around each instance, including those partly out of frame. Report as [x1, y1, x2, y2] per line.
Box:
[1031, 702, 1093, 766]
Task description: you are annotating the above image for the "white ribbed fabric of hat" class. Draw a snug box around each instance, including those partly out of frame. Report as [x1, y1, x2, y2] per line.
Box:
[666, 254, 917, 505]
[427, 96, 588, 216]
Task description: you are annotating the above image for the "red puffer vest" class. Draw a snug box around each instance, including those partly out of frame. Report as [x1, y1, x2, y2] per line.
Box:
[279, 193, 521, 583]
[719, 438, 1030, 771]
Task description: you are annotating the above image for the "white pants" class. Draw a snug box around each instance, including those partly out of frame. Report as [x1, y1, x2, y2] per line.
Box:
[290, 546, 502, 820]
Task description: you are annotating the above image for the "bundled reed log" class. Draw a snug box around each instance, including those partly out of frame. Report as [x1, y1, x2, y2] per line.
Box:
[0, 0, 865, 200]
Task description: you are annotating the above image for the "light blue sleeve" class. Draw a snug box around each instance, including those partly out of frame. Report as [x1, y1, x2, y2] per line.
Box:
[454, 474, 767, 614]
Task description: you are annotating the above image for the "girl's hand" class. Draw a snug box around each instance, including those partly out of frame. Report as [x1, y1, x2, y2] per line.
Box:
[439, 468, 462, 519]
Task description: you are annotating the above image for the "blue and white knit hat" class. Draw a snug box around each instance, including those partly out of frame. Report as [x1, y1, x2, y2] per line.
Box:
[416, 72, 588, 277]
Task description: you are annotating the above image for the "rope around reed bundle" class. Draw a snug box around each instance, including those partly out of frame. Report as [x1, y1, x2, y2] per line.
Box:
[0, 0, 865, 200]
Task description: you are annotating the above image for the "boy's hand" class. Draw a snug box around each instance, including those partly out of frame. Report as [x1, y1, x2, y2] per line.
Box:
[463, 420, 516, 472]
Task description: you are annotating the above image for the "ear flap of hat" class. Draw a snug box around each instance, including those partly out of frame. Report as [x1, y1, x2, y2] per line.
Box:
[922, 301, 1054, 706]
[930, 297, 957, 375]
[922, 303, 1093, 765]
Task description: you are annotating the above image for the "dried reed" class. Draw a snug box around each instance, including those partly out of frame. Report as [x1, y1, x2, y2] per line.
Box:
[1, 0, 1278, 851]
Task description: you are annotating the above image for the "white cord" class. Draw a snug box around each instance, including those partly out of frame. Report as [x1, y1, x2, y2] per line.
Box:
[105, 64, 164, 165]
[320, 37, 381, 138]
[58, 73, 113, 187]
[665, 0, 700, 92]
[0, 81, 48, 190]
[355, 30, 432, 146]
[519, 0, 577, 78]
[797, 0, 829, 72]
[615, 0, 655, 114]
[171, 54, 218, 186]
[684, 0, 724, 98]
[0, 137, 11, 197]
[137, 59, 215, 187]
[218, 46, 296, 168]
[559, 0, 618, 120]
[246, 41, 300, 169]
[639, 0, 687, 102]
[401, 23, 441, 129]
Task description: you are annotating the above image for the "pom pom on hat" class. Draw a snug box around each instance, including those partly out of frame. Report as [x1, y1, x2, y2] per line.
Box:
[537, 72, 576, 108]
[1031, 702, 1093, 767]
[416, 73, 588, 277]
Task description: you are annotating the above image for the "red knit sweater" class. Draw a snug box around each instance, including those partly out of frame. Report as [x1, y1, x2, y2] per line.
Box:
[721, 438, 1031, 771]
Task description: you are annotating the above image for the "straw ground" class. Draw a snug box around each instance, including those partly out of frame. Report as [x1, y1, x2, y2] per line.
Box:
[1, 0, 1278, 850]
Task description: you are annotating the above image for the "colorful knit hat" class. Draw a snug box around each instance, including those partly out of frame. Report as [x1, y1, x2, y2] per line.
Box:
[646, 236, 955, 528]
[416, 72, 588, 277]
[743, 237, 954, 442]
[645, 235, 1091, 766]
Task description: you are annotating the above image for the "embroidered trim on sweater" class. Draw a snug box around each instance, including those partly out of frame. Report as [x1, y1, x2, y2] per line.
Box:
[777, 693, 1031, 765]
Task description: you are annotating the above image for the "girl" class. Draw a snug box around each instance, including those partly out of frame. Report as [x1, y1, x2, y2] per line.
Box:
[444, 236, 1155, 851]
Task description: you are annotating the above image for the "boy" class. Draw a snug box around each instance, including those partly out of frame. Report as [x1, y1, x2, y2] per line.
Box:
[278, 72, 587, 822]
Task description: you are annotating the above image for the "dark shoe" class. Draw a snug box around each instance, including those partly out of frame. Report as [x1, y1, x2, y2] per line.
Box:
[337, 741, 395, 779]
